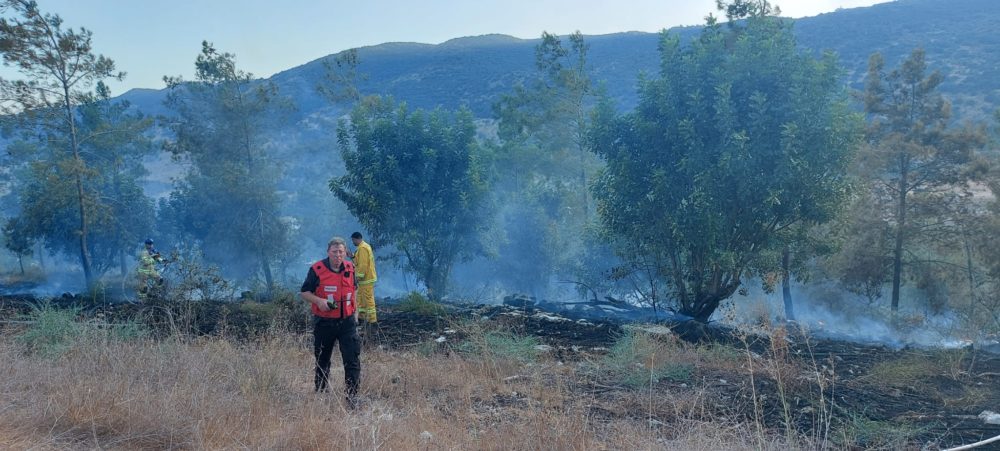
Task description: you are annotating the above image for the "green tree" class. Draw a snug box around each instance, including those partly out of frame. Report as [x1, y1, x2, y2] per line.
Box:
[491, 31, 601, 294]
[7, 86, 154, 278]
[332, 96, 492, 298]
[589, 3, 859, 322]
[2, 215, 33, 274]
[861, 48, 985, 311]
[0, 0, 124, 287]
[163, 42, 293, 292]
[77, 83, 155, 276]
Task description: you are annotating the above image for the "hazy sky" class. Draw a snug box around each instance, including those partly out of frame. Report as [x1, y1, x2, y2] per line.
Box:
[14, 0, 892, 93]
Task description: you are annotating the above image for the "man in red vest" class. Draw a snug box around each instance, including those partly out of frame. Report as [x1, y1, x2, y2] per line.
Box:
[299, 237, 361, 407]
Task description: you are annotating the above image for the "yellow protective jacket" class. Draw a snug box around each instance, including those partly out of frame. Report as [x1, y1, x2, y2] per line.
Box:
[354, 241, 377, 286]
[138, 249, 160, 277]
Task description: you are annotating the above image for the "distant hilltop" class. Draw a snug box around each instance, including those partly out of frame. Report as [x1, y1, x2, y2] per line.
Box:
[119, 0, 1000, 121]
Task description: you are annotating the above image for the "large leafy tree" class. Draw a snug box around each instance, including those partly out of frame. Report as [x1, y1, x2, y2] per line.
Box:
[162, 42, 292, 291]
[861, 48, 985, 311]
[332, 96, 492, 298]
[0, 0, 125, 287]
[589, 1, 860, 322]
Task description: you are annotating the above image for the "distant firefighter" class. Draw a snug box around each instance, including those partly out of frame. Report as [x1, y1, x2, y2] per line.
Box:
[351, 231, 378, 324]
[137, 238, 163, 300]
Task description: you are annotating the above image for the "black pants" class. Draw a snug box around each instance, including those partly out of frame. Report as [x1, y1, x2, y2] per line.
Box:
[313, 317, 361, 394]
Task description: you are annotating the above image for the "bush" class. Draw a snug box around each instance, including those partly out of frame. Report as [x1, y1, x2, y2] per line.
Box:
[16, 304, 84, 357]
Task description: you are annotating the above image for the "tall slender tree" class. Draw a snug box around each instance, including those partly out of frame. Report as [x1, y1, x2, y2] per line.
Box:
[163, 42, 292, 292]
[0, 0, 124, 287]
[492, 31, 600, 293]
[862, 48, 985, 311]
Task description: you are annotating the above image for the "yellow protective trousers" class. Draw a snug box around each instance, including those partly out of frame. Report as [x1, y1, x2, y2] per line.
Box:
[356, 284, 377, 323]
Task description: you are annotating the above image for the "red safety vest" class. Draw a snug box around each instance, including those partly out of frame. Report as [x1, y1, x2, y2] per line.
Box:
[311, 259, 356, 319]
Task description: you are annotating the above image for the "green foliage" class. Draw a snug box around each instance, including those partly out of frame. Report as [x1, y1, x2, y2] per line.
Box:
[10, 87, 156, 277]
[490, 31, 602, 294]
[0, 1, 132, 287]
[160, 244, 235, 301]
[332, 96, 492, 298]
[859, 48, 987, 311]
[589, 12, 860, 321]
[17, 303, 148, 357]
[16, 305, 84, 357]
[602, 329, 692, 387]
[457, 328, 541, 364]
[395, 291, 447, 316]
[2, 215, 33, 273]
[162, 42, 295, 290]
[834, 411, 922, 450]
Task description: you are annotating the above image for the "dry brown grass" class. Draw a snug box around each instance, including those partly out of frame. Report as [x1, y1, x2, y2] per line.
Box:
[0, 324, 825, 450]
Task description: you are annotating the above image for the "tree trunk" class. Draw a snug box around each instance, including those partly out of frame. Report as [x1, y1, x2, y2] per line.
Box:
[782, 245, 795, 321]
[690, 297, 723, 323]
[119, 247, 127, 278]
[891, 158, 908, 312]
[65, 86, 94, 288]
[260, 252, 274, 297]
[964, 234, 976, 318]
[36, 242, 45, 272]
[422, 263, 450, 301]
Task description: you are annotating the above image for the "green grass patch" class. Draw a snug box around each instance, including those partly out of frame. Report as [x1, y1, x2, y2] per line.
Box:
[16, 305, 85, 358]
[395, 291, 447, 316]
[16, 303, 148, 357]
[456, 326, 541, 364]
[868, 350, 966, 388]
[834, 411, 924, 450]
[602, 329, 693, 388]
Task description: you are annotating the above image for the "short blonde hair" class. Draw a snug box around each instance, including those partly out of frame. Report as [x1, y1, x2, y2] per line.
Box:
[327, 236, 347, 250]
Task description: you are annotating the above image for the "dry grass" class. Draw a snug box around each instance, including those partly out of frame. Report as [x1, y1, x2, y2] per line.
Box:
[0, 319, 831, 450]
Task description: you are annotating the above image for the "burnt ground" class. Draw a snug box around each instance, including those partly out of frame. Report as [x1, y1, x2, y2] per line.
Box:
[371, 301, 1000, 450]
[3, 293, 1000, 449]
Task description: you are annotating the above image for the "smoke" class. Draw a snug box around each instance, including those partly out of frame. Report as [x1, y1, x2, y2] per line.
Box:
[718, 278, 982, 350]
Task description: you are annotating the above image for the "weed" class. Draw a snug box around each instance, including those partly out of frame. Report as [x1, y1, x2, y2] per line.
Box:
[396, 291, 447, 316]
[834, 411, 922, 450]
[457, 329, 541, 364]
[602, 329, 692, 388]
[868, 353, 947, 388]
[16, 304, 84, 357]
[15, 304, 149, 357]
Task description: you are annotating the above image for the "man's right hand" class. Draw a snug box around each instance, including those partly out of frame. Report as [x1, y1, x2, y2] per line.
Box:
[315, 299, 332, 312]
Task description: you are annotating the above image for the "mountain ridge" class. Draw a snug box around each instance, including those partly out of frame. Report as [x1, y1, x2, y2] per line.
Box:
[118, 0, 999, 122]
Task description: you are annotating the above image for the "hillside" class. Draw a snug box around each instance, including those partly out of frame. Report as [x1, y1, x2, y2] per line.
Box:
[119, 0, 1000, 121]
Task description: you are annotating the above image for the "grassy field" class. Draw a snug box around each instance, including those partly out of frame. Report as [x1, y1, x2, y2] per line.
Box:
[1, 301, 986, 450]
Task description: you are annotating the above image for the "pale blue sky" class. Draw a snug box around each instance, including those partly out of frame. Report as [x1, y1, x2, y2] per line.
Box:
[20, 0, 890, 94]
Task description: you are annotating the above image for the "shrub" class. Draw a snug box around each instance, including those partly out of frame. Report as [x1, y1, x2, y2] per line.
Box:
[16, 304, 84, 357]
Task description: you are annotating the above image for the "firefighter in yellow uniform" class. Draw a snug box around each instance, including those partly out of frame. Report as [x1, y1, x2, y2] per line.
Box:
[137, 238, 163, 300]
[350, 232, 378, 323]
